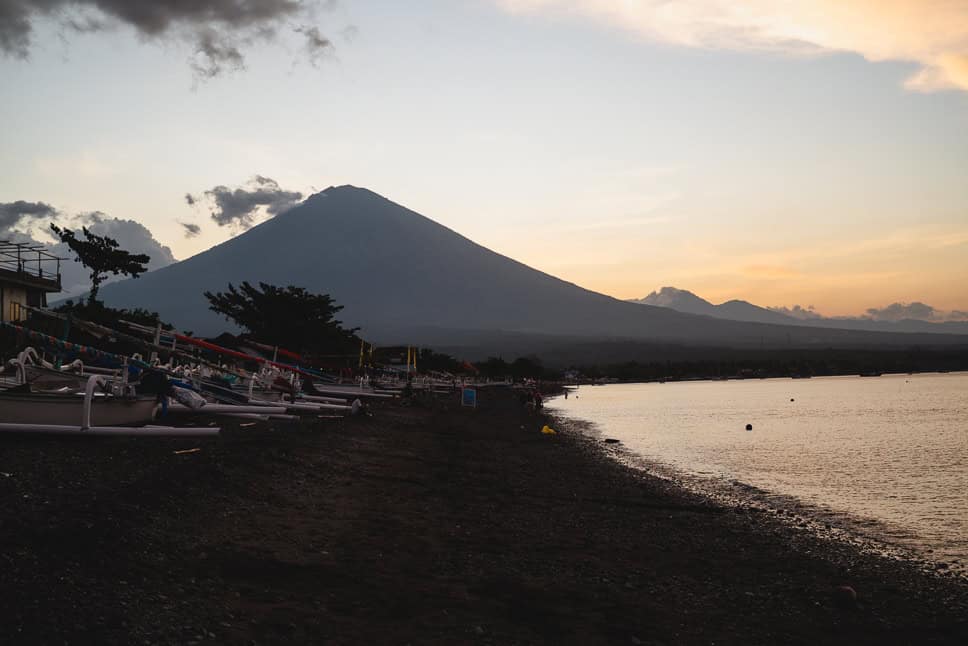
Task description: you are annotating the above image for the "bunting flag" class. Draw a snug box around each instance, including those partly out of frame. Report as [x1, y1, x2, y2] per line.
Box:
[123, 321, 335, 381]
[1, 321, 159, 373]
[242, 339, 304, 362]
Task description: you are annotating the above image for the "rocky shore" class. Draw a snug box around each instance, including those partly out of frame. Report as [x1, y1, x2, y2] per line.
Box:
[1, 388, 966, 644]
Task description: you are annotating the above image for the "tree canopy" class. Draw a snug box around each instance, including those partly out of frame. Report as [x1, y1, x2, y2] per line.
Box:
[49, 224, 150, 305]
[204, 282, 359, 355]
[475, 355, 547, 379]
[53, 299, 171, 330]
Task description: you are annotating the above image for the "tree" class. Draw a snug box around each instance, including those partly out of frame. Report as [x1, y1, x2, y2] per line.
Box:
[475, 356, 510, 378]
[204, 282, 359, 354]
[53, 299, 171, 330]
[50, 224, 150, 305]
[511, 355, 545, 379]
[417, 347, 462, 373]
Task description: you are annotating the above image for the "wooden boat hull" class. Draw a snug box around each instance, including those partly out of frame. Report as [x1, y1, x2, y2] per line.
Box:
[0, 392, 158, 426]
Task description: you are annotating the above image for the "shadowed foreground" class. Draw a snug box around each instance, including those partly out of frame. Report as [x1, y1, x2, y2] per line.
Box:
[1, 390, 966, 644]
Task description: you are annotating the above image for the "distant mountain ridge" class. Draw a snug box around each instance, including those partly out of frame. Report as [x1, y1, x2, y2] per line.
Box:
[94, 186, 968, 350]
[633, 287, 794, 325]
[630, 287, 968, 335]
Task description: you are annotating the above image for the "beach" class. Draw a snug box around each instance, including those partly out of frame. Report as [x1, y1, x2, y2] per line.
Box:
[1, 388, 966, 645]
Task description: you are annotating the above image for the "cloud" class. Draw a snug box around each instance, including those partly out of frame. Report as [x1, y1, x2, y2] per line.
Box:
[295, 24, 333, 66]
[768, 304, 823, 320]
[340, 24, 359, 42]
[50, 217, 178, 296]
[78, 210, 106, 224]
[0, 0, 341, 79]
[864, 301, 939, 322]
[192, 175, 303, 229]
[496, 1, 968, 92]
[0, 200, 59, 237]
[0, 198, 177, 296]
[189, 26, 246, 79]
[820, 301, 968, 322]
[179, 221, 202, 238]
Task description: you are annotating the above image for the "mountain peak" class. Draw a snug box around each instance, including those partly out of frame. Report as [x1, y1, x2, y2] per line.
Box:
[630, 287, 714, 315]
[323, 184, 364, 194]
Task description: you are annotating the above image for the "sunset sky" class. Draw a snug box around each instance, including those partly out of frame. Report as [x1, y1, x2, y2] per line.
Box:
[1, 1, 966, 316]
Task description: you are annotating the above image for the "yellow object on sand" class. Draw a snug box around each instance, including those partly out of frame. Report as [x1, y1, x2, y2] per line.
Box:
[541, 425, 557, 435]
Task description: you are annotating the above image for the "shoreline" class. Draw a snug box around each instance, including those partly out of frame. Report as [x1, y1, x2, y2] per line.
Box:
[548, 405, 968, 581]
[565, 369, 968, 388]
[1, 388, 966, 643]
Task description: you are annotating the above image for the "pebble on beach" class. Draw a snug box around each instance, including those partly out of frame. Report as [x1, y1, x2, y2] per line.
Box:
[833, 585, 858, 609]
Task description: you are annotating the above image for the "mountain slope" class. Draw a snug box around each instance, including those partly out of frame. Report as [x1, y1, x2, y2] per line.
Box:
[98, 187, 967, 348]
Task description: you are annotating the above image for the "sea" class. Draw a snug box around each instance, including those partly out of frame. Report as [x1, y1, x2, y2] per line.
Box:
[546, 372, 968, 568]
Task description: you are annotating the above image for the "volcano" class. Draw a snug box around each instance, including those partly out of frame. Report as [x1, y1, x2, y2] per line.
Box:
[97, 186, 967, 350]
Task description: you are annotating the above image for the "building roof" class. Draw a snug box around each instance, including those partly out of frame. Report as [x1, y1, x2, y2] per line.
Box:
[0, 240, 64, 293]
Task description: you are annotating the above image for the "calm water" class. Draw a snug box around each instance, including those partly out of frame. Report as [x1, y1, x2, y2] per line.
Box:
[547, 373, 968, 565]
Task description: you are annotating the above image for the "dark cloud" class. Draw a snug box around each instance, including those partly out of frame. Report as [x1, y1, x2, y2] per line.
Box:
[773, 301, 968, 323]
[0, 200, 59, 236]
[864, 302, 938, 322]
[179, 221, 202, 238]
[196, 175, 303, 229]
[184, 192, 196, 206]
[78, 210, 106, 224]
[295, 24, 332, 66]
[0, 0, 340, 78]
[860, 302, 968, 323]
[190, 26, 245, 79]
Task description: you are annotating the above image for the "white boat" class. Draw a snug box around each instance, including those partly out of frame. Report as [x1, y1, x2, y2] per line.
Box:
[0, 390, 158, 426]
[3, 348, 121, 393]
[309, 383, 396, 399]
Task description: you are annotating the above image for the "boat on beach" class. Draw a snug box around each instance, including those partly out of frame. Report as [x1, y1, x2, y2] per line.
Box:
[0, 388, 158, 426]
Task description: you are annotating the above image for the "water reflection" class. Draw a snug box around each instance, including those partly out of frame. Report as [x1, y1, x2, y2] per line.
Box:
[548, 373, 968, 565]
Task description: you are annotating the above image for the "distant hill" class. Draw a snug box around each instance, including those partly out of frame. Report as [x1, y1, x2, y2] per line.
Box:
[96, 186, 968, 350]
[630, 287, 968, 335]
[633, 287, 795, 325]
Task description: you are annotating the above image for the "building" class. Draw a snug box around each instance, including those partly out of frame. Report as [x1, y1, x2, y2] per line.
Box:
[0, 241, 63, 322]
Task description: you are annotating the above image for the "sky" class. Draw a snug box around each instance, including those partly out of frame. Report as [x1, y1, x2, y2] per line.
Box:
[1, 0, 966, 317]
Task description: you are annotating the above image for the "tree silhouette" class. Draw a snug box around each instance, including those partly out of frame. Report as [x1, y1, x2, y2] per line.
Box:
[50, 224, 151, 305]
[204, 282, 359, 354]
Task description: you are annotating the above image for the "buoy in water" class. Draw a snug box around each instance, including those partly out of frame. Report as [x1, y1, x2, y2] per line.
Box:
[746, 423, 753, 431]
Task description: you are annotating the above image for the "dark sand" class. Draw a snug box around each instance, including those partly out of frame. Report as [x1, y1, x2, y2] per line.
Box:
[1, 388, 966, 644]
